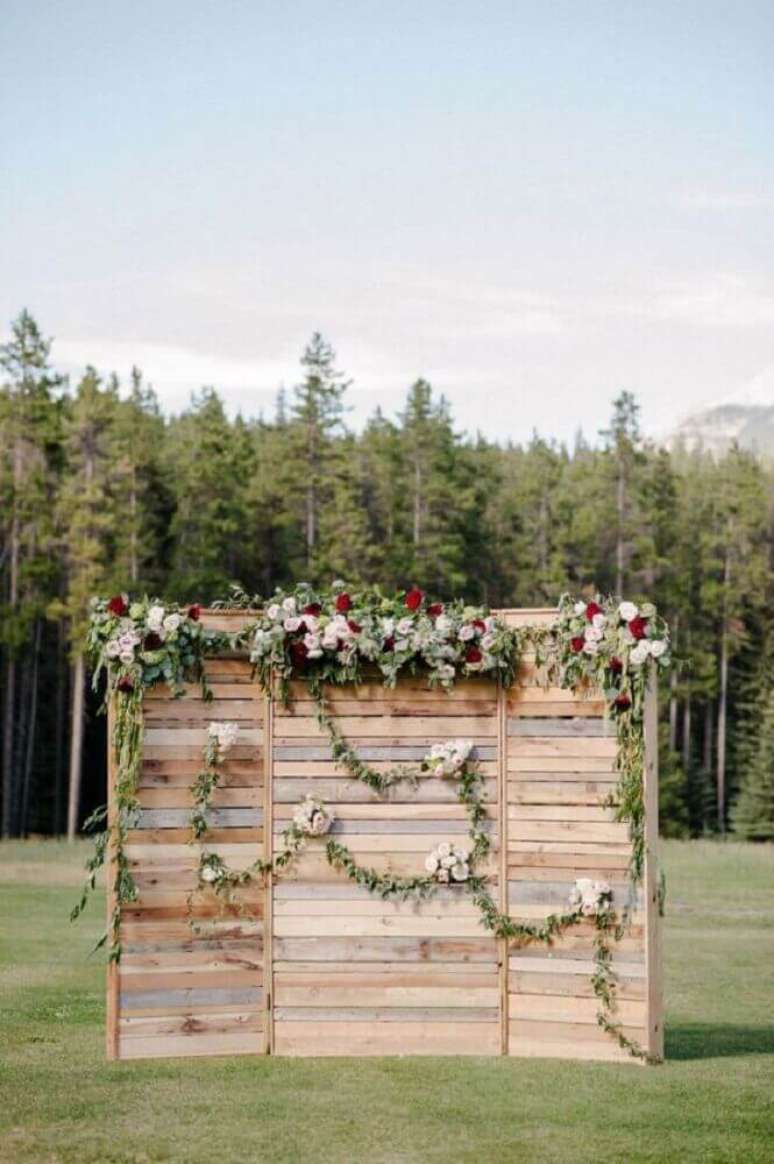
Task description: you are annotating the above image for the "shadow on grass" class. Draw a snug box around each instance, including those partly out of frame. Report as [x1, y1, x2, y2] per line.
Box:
[666, 1022, 774, 1060]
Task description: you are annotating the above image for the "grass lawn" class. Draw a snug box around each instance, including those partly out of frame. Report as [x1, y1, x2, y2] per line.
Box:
[1, 839, 772, 1163]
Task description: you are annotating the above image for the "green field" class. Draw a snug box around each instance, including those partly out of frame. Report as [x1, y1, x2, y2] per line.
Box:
[1, 840, 772, 1164]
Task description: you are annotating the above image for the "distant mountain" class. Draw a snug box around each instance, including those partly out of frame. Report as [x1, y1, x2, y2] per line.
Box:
[666, 402, 774, 458]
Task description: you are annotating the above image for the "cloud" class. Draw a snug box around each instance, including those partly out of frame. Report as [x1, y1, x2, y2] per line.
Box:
[674, 189, 774, 211]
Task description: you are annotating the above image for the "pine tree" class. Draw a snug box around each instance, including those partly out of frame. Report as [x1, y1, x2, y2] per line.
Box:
[733, 690, 774, 840]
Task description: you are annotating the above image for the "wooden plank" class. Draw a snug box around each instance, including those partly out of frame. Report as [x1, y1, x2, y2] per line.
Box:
[106, 698, 118, 1061]
[508, 804, 616, 823]
[274, 962, 498, 981]
[643, 670, 663, 1061]
[274, 716, 497, 739]
[507, 758, 617, 774]
[274, 1006, 499, 1022]
[264, 689, 274, 1055]
[136, 808, 261, 829]
[507, 821, 629, 843]
[273, 937, 497, 963]
[275, 987, 498, 1007]
[274, 1020, 500, 1056]
[143, 727, 263, 746]
[274, 745, 497, 762]
[273, 915, 489, 938]
[119, 1032, 259, 1059]
[508, 780, 617, 805]
[120, 986, 263, 1011]
[120, 1011, 263, 1038]
[507, 718, 615, 737]
[139, 786, 263, 808]
[508, 971, 646, 1000]
[508, 1020, 640, 1063]
[508, 993, 646, 1026]
[508, 738, 618, 758]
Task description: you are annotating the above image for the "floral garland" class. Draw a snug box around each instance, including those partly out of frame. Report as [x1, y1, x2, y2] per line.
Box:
[246, 581, 520, 698]
[75, 583, 669, 1059]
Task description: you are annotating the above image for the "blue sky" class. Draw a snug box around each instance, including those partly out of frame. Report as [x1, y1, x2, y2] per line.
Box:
[2, 1, 773, 442]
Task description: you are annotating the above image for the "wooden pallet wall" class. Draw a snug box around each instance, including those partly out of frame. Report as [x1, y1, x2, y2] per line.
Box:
[107, 608, 661, 1062]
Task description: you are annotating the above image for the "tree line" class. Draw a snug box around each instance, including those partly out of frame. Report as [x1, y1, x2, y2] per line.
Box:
[1, 310, 772, 841]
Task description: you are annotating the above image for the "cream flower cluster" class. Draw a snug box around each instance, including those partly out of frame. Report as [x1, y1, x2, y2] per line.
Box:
[569, 877, 613, 916]
[424, 739, 474, 778]
[293, 795, 335, 837]
[207, 721, 240, 753]
[102, 602, 187, 666]
[424, 841, 470, 883]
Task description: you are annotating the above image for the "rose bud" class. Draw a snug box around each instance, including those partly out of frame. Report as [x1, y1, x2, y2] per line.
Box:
[303, 602, 322, 616]
[405, 587, 424, 611]
[628, 616, 648, 640]
[465, 646, 482, 663]
[187, 604, 201, 621]
[609, 656, 623, 674]
[586, 601, 602, 621]
[107, 595, 128, 617]
[427, 603, 444, 618]
[335, 593, 352, 613]
[116, 675, 134, 693]
[613, 693, 631, 710]
[347, 619, 362, 634]
[570, 636, 585, 653]
[472, 618, 486, 632]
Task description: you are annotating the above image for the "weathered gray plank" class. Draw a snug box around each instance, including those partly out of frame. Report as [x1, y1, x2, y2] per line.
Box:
[507, 718, 615, 738]
[136, 808, 262, 829]
[507, 880, 640, 908]
[272, 818, 493, 836]
[273, 937, 498, 963]
[274, 778, 497, 804]
[120, 986, 263, 1009]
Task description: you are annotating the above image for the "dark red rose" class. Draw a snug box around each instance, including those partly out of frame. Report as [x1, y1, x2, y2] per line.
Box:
[383, 635, 395, 652]
[143, 631, 162, 650]
[465, 646, 482, 664]
[347, 619, 362, 634]
[116, 675, 134, 693]
[187, 604, 201, 621]
[427, 603, 444, 618]
[613, 693, 631, 711]
[290, 640, 308, 664]
[303, 602, 322, 616]
[405, 587, 424, 611]
[586, 601, 602, 621]
[335, 593, 352, 613]
[472, 618, 486, 632]
[629, 616, 648, 640]
[609, 656, 623, 674]
[107, 595, 128, 617]
[570, 636, 585, 653]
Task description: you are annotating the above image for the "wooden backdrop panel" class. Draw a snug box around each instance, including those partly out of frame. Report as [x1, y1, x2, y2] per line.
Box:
[107, 608, 661, 1063]
[112, 655, 268, 1061]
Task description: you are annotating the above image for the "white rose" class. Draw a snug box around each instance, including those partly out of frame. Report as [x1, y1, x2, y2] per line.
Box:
[584, 625, 602, 643]
[267, 603, 281, 621]
[119, 650, 135, 665]
[592, 612, 607, 630]
[650, 640, 667, 659]
[435, 615, 452, 634]
[481, 632, 496, 650]
[284, 616, 301, 632]
[381, 618, 395, 637]
[582, 640, 599, 656]
[451, 862, 469, 882]
[303, 614, 318, 633]
[441, 854, 456, 869]
[118, 631, 140, 650]
[439, 664, 456, 680]
[106, 639, 121, 658]
[458, 625, 475, 641]
[424, 854, 439, 873]
[396, 617, 414, 636]
[573, 601, 587, 615]
[147, 605, 165, 631]
[630, 641, 651, 666]
[201, 866, 218, 883]
[163, 613, 181, 634]
[484, 616, 495, 632]
[618, 601, 639, 622]
[282, 596, 297, 614]
[437, 842, 451, 859]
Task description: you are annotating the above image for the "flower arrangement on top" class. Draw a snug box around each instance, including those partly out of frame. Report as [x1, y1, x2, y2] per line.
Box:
[246, 580, 520, 695]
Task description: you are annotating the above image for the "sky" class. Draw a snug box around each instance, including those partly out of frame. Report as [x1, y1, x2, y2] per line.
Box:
[2, 1, 774, 444]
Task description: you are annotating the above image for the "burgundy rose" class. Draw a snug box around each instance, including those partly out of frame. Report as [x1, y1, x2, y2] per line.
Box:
[187, 604, 201, 621]
[570, 636, 585, 653]
[609, 656, 623, 674]
[144, 631, 162, 650]
[629, 616, 648, 640]
[383, 635, 395, 652]
[586, 601, 602, 621]
[465, 646, 482, 664]
[347, 619, 362, 634]
[107, 595, 128, 617]
[472, 618, 486, 633]
[290, 640, 308, 664]
[613, 693, 631, 711]
[335, 593, 352, 613]
[427, 603, 444, 618]
[304, 602, 322, 616]
[116, 675, 134, 693]
[405, 587, 424, 611]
